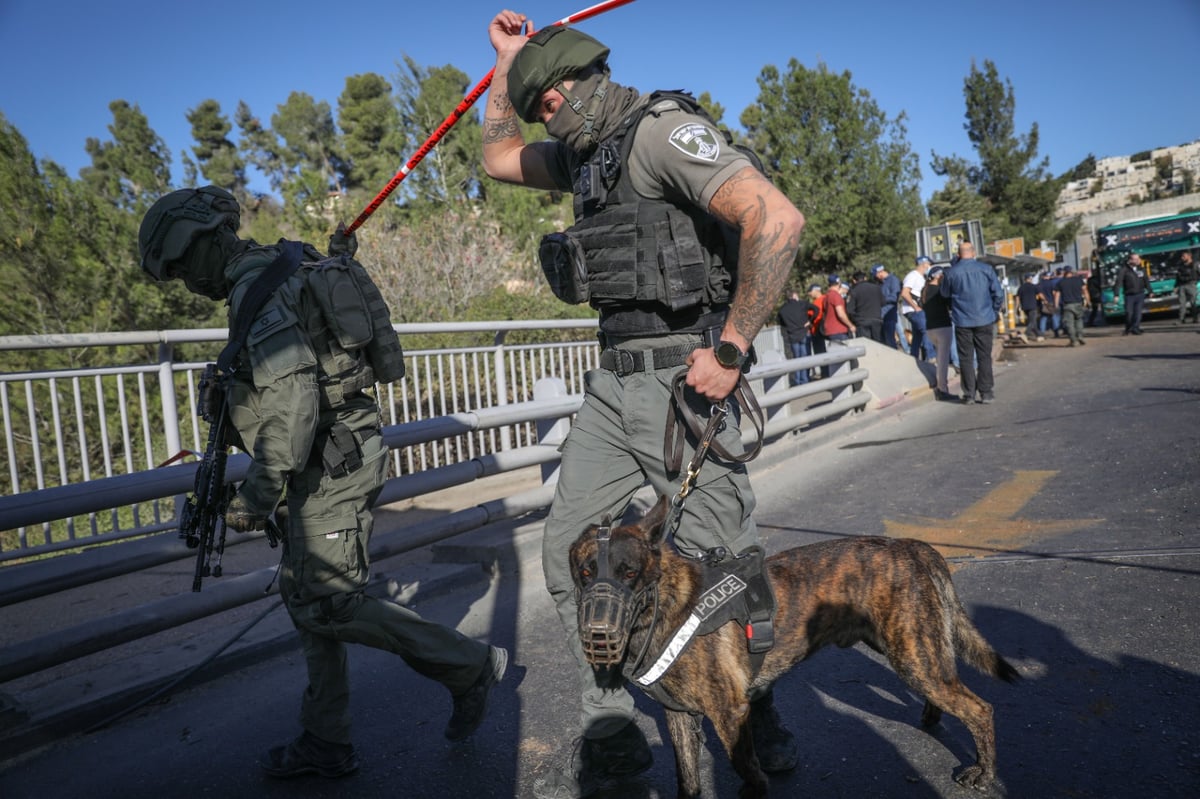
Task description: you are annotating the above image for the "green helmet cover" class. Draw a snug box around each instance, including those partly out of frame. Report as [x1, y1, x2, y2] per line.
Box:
[508, 26, 609, 123]
[138, 186, 240, 280]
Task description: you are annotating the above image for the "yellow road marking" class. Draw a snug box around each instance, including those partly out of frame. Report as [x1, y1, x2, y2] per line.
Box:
[883, 470, 1103, 560]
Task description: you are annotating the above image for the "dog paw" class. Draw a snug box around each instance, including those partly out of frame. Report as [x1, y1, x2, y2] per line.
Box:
[952, 764, 995, 791]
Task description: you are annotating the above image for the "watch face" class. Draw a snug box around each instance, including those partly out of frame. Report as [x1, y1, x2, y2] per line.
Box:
[716, 341, 742, 367]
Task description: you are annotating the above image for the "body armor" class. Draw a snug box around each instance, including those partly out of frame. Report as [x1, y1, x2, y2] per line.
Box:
[540, 92, 742, 337]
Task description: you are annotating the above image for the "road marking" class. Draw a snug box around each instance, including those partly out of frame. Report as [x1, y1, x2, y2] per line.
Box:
[883, 470, 1103, 560]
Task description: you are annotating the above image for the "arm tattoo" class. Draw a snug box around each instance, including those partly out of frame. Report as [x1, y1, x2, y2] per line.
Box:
[484, 90, 521, 145]
[709, 169, 802, 343]
[483, 116, 521, 145]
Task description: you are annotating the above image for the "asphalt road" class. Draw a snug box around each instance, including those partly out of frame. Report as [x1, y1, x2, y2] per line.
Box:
[1, 319, 1198, 798]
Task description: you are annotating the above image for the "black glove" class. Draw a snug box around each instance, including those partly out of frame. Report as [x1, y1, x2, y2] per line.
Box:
[225, 493, 267, 533]
[328, 222, 358, 257]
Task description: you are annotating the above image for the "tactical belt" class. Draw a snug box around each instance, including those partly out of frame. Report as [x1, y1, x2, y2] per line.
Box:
[597, 327, 724, 376]
[598, 344, 694, 376]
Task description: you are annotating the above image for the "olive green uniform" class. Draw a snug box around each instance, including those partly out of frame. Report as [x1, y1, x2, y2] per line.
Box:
[543, 99, 760, 738]
[225, 243, 490, 745]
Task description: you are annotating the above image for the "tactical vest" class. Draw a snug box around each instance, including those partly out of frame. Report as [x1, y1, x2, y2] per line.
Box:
[300, 254, 406, 409]
[539, 91, 749, 337]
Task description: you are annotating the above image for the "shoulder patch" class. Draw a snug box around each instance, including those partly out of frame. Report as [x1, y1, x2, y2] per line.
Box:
[667, 123, 721, 162]
[249, 305, 288, 342]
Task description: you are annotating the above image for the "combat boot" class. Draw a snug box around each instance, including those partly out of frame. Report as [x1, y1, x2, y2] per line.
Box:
[750, 691, 798, 773]
[260, 730, 359, 779]
[533, 719, 653, 798]
[445, 645, 508, 741]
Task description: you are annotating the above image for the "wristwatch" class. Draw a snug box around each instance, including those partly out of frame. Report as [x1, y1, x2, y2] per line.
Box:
[714, 340, 749, 370]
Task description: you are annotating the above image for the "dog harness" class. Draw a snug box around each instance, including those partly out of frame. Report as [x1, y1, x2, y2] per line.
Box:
[624, 547, 775, 706]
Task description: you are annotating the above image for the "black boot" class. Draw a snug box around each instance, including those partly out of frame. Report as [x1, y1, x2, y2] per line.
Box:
[750, 692, 798, 773]
[533, 719, 653, 798]
[260, 730, 358, 779]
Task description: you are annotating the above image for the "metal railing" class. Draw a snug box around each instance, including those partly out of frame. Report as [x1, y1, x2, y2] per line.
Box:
[0, 337, 869, 685]
[0, 321, 599, 560]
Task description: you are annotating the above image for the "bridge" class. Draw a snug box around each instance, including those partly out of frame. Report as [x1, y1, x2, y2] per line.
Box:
[1, 319, 1197, 798]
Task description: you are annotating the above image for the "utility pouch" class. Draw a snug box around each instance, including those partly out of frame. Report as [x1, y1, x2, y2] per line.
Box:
[197, 363, 226, 424]
[321, 422, 363, 478]
[538, 231, 590, 305]
[308, 258, 373, 350]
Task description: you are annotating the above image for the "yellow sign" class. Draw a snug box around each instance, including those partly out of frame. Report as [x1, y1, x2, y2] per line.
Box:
[883, 470, 1101, 560]
[991, 237, 1025, 258]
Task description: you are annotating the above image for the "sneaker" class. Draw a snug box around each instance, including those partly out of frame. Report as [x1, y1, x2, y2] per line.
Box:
[260, 730, 359, 779]
[750, 694, 798, 773]
[445, 645, 508, 741]
[960, 395, 974, 404]
[979, 394, 995, 404]
[532, 721, 653, 798]
[1079, 339, 1087, 346]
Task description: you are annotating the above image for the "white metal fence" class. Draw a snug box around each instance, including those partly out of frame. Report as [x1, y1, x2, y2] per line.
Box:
[0, 320, 599, 559]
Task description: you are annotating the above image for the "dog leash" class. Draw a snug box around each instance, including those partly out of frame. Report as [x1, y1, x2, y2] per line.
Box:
[662, 369, 765, 543]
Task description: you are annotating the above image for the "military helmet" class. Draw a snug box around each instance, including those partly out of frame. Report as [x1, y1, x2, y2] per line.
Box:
[508, 26, 609, 123]
[138, 186, 240, 280]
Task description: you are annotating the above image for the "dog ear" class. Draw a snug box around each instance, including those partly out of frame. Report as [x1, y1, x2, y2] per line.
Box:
[637, 494, 673, 546]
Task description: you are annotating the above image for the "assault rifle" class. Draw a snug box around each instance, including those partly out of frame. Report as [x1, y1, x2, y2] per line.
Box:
[179, 242, 303, 592]
[179, 364, 236, 592]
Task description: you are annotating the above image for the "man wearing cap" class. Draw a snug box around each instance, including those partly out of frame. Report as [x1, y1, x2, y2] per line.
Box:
[1117, 253, 1150, 335]
[874, 263, 906, 352]
[777, 289, 814, 385]
[901, 256, 934, 361]
[481, 10, 806, 794]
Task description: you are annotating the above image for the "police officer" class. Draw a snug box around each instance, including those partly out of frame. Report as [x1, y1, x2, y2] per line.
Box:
[138, 186, 506, 779]
[482, 11, 805, 795]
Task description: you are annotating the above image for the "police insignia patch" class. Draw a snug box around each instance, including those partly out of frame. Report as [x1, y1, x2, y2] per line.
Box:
[668, 123, 720, 162]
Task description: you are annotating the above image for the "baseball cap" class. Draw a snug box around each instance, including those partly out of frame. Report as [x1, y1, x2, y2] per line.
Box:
[915, 255, 932, 265]
[807, 283, 822, 293]
[928, 266, 945, 280]
[871, 264, 886, 276]
[827, 274, 840, 286]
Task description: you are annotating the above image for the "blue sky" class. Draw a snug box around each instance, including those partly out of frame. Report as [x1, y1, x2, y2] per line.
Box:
[2, 0, 1198, 205]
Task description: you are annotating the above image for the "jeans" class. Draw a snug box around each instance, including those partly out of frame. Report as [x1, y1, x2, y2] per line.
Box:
[955, 324, 995, 400]
[882, 305, 906, 353]
[1022, 306, 1040, 339]
[788, 339, 810, 385]
[904, 311, 933, 361]
[926, 326, 953, 393]
[1124, 292, 1145, 333]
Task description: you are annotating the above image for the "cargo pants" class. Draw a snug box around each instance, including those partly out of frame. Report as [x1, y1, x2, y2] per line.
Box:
[541, 332, 759, 739]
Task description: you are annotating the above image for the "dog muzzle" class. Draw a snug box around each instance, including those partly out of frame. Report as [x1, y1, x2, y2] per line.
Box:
[579, 577, 642, 666]
[577, 517, 644, 667]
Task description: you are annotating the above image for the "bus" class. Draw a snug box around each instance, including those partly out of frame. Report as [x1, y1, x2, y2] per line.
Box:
[1094, 211, 1200, 319]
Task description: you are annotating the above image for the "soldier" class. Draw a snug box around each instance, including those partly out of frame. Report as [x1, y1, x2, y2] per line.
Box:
[481, 11, 805, 796]
[138, 186, 506, 779]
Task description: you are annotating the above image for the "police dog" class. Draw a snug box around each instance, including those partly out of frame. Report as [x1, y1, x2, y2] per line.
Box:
[568, 495, 1019, 798]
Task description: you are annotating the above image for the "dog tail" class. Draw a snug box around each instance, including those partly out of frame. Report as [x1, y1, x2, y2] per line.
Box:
[950, 601, 1020, 684]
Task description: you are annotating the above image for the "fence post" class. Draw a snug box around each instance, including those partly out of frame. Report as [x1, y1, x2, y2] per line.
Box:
[493, 330, 512, 451]
[533, 377, 570, 486]
[157, 343, 182, 461]
[829, 340, 852, 404]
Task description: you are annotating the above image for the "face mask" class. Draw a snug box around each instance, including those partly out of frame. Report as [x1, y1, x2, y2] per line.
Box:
[544, 72, 610, 155]
[174, 230, 231, 300]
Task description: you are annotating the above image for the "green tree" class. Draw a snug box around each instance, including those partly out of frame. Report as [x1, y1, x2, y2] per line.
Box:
[80, 100, 173, 212]
[930, 59, 1070, 246]
[337, 73, 407, 196]
[741, 60, 925, 280]
[186, 99, 248, 196]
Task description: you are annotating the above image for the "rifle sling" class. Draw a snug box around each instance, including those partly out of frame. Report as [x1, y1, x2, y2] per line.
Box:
[217, 240, 305, 374]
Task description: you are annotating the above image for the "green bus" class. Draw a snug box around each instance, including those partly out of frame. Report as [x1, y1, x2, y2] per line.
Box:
[1094, 210, 1200, 319]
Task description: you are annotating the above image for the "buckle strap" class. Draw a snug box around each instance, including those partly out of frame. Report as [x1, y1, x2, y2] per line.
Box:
[599, 344, 694, 376]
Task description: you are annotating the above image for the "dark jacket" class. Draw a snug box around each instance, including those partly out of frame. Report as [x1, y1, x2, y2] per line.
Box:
[940, 259, 1005, 328]
[777, 298, 812, 344]
[846, 280, 883, 324]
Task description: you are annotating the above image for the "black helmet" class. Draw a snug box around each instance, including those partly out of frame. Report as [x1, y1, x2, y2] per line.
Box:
[507, 26, 609, 123]
[138, 186, 240, 281]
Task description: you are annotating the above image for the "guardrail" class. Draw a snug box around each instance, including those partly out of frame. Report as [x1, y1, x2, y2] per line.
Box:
[0, 340, 868, 685]
[0, 321, 600, 560]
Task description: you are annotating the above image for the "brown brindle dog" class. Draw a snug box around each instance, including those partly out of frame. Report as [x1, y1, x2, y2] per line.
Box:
[568, 495, 1019, 798]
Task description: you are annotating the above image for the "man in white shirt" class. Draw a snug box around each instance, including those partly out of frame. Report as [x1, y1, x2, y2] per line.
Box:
[900, 255, 934, 360]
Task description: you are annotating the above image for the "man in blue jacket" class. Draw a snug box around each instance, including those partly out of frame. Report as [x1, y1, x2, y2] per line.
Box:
[940, 242, 1005, 403]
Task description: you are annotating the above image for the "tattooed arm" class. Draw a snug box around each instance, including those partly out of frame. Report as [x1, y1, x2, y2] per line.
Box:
[482, 10, 560, 190]
[685, 166, 805, 401]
